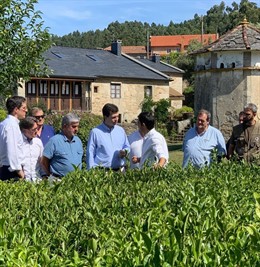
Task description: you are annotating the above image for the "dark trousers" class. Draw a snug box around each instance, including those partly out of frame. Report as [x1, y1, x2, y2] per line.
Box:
[0, 166, 19, 181]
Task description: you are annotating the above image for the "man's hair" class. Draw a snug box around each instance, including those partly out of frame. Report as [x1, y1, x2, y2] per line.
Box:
[20, 116, 37, 130]
[244, 103, 258, 113]
[138, 112, 155, 130]
[102, 103, 118, 117]
[62, 113, 80, 127]
[197, 109, 211, 122]
[6, 96, 26, 114]
[30, 107, 43, 116]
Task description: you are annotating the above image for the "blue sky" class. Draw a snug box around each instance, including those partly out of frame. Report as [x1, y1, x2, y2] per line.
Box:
[36, 0, 244, 36]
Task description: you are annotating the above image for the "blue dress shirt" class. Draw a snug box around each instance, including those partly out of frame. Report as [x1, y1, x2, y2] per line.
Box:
[182, 125, 226, 168]
[38, 124, 55, 147]
[43, 132, 83, 176]
[86, 123, 130, 169]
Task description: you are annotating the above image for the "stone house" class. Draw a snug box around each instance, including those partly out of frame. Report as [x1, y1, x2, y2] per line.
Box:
[19, 41, 184, 122]
[191, 19, 260, 139]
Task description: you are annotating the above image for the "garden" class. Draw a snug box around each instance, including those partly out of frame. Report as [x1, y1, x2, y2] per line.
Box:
[0, 160, 260, 266]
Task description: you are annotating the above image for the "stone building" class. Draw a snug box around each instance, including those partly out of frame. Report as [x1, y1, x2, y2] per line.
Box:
[191, 19, 260, 139]
[19, 41, 184, 123]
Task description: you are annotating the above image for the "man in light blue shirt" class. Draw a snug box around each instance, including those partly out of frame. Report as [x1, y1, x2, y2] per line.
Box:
[41, 113, 83, 178]
[86, 103, 130, 170]
[182, 109, 226, 168]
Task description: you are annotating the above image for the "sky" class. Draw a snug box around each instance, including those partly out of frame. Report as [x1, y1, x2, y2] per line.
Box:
[35, 0, 255, 36]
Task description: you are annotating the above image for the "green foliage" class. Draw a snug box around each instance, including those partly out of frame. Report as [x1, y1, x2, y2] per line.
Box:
[0, 108, 7, 122]
[140, 97, 171, 124]
[0, 0, 52, 96]
[50, 1, 260, 50]
[1, 161, 260, 265]
[140, 96, 155, 113]
[154, 98, 171, 123]
[173, 106, 194, 119]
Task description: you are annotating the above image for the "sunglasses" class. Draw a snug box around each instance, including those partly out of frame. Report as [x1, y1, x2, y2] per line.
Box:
[34, 115, 45, 120]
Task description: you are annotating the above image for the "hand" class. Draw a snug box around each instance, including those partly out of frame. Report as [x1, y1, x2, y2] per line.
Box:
[132, 156, 140, 164]
[119, 149, 127, 158]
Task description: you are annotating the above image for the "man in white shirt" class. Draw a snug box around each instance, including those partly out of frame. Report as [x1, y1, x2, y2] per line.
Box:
[132, 112, 169, 169]
[128, 130, 144, 169]
[0, 96, 27, 181]
[20, 116, 44, 182]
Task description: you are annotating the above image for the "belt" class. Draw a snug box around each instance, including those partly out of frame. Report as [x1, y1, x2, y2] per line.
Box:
[51, 173, 62, 178]
[97, 167, 124, 172]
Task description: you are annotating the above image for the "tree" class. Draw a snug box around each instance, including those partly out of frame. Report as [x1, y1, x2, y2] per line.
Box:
[0, 0, 52, 97]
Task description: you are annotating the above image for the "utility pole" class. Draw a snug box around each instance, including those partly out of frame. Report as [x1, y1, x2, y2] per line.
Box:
[201, 15, 204, 45]
[146, 30, 150, 59]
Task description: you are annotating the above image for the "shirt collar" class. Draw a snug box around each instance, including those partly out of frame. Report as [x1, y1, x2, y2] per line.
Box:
[61, 132, 75, 143]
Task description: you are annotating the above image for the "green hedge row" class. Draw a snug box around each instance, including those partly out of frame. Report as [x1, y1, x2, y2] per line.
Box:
[0, 161, 260, 266]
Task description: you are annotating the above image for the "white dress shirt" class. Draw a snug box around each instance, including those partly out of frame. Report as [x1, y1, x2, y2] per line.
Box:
[22, 134, 43, 182]
[0, 115, 24, 171]
[140, 128, 169, 168]
[128, 130, 143, 169]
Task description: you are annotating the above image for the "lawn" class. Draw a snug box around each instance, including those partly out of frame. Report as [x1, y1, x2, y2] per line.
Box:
[168, 142, 183, 166]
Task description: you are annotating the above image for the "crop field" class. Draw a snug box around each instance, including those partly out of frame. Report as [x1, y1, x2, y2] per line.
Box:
[0, 161, 260, 266]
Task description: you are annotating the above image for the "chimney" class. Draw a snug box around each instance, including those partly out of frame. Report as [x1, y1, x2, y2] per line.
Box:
[111, 40, 122, 56]
[152, 54, 160, 63]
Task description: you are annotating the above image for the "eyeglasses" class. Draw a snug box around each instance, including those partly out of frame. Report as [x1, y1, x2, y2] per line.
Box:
[30, 127, 38, 132]
[34, 115, 45, 120]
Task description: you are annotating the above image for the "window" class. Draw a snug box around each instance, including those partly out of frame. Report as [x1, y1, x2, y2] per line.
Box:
[110, 83, 121, 98]
[73, 82, 82, 97]
[144, 86, 152, 97]
[50, 81, 59, 96]
[166, 48, 172, 53]
[39, 80, 47, 95]
[26, 81, 36, 95]
[62, 82, 70, 95]
[94, 86, 98, 93]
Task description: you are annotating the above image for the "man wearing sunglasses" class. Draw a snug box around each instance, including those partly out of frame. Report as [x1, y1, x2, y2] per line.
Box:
[30, 107, 55, 147]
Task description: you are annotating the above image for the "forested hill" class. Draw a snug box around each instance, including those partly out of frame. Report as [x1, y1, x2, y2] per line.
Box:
[51, 0, 260, 49]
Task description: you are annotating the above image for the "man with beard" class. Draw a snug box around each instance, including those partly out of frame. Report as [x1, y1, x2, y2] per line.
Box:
[228, 103, 260, 163]
[182, 109, 226, 168]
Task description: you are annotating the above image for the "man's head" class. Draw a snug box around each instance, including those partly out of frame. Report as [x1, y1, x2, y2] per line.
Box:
[30, 107, 45, 128]
[102, 103, 119, 128]
[243, 103, 257, 125]
[62, 113, 80, 139]
[6, 96, 27, 119]
[20, 116, 38, 139]
[196, 109, 210, 134]
[137, 112, 155, 134]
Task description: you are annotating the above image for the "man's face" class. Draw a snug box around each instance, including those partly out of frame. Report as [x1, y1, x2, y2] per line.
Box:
[63, 121, 79, 139]
[23, 122, 38, 139]
[104, 112, 119, 127]
[243, 109, 255, 124]
[16, 102, 27, 120]
[196, 113, 209, 133]
[32, 110, 45, 127]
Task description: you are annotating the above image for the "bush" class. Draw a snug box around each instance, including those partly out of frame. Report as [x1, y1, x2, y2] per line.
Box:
[0, 161, 260, 265]
[0, 108, 7, 122]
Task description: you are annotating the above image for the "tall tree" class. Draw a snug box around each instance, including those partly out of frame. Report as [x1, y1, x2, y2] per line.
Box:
[0, 0, 52, 97]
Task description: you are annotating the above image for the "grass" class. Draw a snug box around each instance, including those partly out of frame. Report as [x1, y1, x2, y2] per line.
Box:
[168, 143, 183, 166]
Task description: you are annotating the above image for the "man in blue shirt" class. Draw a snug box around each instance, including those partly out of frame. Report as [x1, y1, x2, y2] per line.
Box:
[30, 107, 55, 146]
[86, 103, 130, 171]
[41, 113, 83, 178]
[182, 109, 226, 168]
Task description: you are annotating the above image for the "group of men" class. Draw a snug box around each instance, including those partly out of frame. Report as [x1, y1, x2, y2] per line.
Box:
[182, 103, 260, 168]
[0, 98, 169, 182]
[0, 96, 259, 182]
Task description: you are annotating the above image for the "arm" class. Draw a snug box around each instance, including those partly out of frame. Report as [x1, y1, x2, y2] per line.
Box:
[41, 156, 51, 176]
[86, 130, 96, 169]
[227, 143, 235, 160]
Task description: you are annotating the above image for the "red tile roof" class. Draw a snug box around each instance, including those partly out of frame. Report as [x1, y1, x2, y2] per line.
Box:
[150, 34, 218, 47]
[104, 45, 146, 54]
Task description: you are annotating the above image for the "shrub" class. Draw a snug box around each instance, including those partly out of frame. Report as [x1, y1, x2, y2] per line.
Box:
[0, 108, 7, 122]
